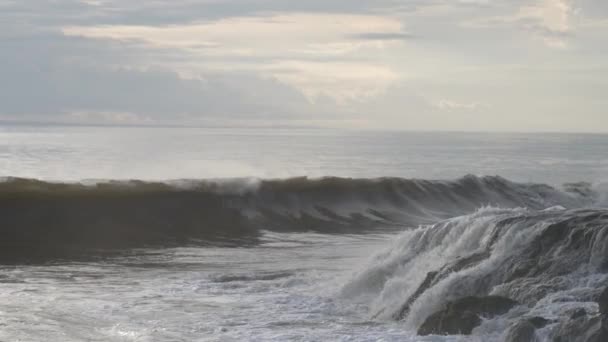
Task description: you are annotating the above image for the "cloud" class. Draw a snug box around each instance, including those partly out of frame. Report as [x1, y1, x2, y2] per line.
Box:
[266, 61, 399, 102]
[348, 32, 415, 40]
[62, 13, 405, 53]
[0, 29, 329, 125]
[461, 0, 575, 48]
[1, 0, 608, 132]
[2, 0, 411, 27]
[516, 0, 574, 47]
[434, 100, 485, 111]
[0, 61, 317, 124]
[62, 13, 406, 101]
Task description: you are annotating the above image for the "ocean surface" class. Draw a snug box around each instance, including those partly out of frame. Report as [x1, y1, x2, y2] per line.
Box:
[1, 125, 608, 341]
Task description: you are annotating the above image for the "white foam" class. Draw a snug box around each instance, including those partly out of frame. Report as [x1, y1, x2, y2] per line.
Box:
[340, 206, 608, 341]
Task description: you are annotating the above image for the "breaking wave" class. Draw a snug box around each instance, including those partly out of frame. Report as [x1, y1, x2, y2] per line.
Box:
[0, 175, 600, 262]
[342, 206, 608, 341]
[2, 173, 608, 340]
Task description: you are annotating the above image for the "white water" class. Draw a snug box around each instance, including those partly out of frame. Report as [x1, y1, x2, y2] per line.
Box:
[342, 207, 608, 341]
[2, 209, 604, 341]
[1, 233, 434, 342]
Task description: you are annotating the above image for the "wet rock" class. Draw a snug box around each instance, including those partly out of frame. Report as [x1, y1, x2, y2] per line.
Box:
[551, 314, 599, 342]
[394, 251, 491, 320]
[448, 296, 518, 315]
[551, 291, 608, 342]
[417, 296, 518, 336]
[504, 316, 552, 342]
[587, 316, 608, 342]
[587, 287, 608, 342]
[527, 316, 550, 329]
[570, 308, 587, 320]
[418, 309, 481, 336]
[393, 270, 437, 320]
[598, 287, 608, 315]
[504, 320, 538, 342]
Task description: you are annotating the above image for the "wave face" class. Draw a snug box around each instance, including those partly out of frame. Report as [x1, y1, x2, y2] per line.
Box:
[341, 207, 608, 340]
[0, 175, 596, 262]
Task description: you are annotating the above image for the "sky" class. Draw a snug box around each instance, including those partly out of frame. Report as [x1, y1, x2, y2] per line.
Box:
[1, 0, 607, 132]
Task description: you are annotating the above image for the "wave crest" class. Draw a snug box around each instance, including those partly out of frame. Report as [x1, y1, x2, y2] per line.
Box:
[0, 175, 597, 262]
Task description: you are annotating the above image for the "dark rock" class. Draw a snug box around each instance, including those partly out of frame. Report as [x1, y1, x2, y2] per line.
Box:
[551, 315, 600, 342]
[587, 288, 608, 342]
[587, 316, 608, 342]
[570, 308, 587, 320]
[417, 296, 518, 336]
[504, 317, 550, 342]
[418, 309, 481, 336]
[527, 316, 550, 329]
[551, 296, 608, 342]
[448, 296, 518, 316]
[504, 320, 537, 342]
[394, 251, 490, 320]
[598, 287, 608, 315]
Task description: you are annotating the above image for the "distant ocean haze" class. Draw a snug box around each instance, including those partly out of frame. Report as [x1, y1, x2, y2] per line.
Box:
[0, 125, 607, 185]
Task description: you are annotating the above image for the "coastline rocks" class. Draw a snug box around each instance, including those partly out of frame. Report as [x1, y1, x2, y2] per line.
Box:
[570, 308, 587, 320]
[527, 316, 550, 329]
[551, 313, 598, 342]
[598, 286, 608, 315]
[587, 287, 608, 342]
[504, 320, 538, 342]
[503, 316, 550, 342]
[552, 287, 608, 342]
[418, 310, 481, 336]
[394, 251, 491, 320]
[417, 296, 518, 336]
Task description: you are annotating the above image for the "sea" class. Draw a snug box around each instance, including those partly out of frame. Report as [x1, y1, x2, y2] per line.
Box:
[0, 125, 607, 341]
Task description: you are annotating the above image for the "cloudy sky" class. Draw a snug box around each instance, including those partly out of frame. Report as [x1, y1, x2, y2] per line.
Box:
[1, 0, 607, 131]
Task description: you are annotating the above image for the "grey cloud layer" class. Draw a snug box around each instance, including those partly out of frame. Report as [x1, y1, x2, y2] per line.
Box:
[3, 0, 409, 26]
[0, 31, 319, 123]
[1, 0, 607, 131]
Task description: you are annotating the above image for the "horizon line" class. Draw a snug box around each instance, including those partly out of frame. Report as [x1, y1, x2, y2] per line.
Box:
[1, 119, 607, 135]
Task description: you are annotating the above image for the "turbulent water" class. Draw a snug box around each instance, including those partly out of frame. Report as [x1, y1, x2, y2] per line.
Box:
[1, 126, 608, 341]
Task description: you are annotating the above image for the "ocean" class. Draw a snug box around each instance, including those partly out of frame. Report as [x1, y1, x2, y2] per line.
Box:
[1, 125, 607, 341]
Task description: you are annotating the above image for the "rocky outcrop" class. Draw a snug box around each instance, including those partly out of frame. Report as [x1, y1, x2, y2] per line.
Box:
[417, 296, 518, 335]
[394, 251, 491, 320]
[587, 287, 608, 342]
[503, 316, 550, 342]
[551, 314, 599, 342]
[598, 286, 608, 315]
[356, 206, 608, 339]
[527, 316, 550, 329]
[504, 320, 537, 342]
[550, 287, 608, 342]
